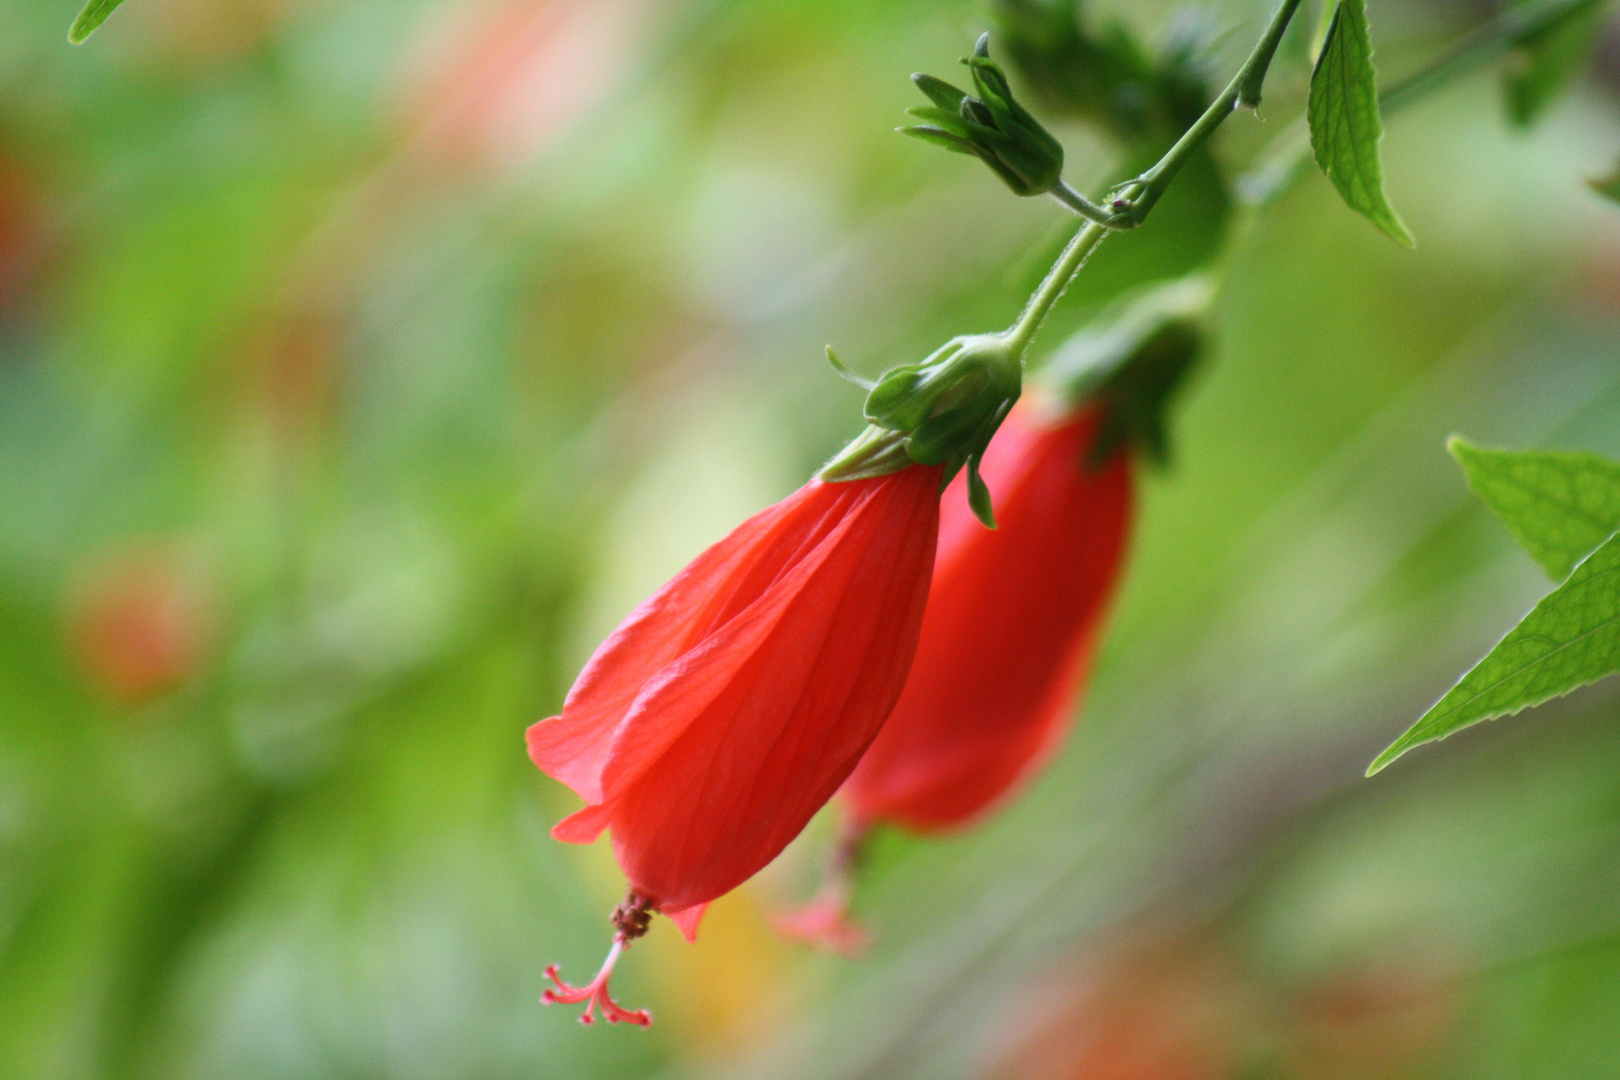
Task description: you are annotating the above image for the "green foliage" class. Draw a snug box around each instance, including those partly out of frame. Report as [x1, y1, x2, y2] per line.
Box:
[1308, 0, 1415, 246]
[1450, 437, 1620, 581]
[1369, 443, 1620, 774]
[1503, 0, 1610, 127]
[68, 0, 128, 43]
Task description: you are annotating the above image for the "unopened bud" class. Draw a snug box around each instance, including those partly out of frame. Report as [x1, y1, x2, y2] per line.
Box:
[900, 34, 1065, 198]
[822, 332, 1022, 528]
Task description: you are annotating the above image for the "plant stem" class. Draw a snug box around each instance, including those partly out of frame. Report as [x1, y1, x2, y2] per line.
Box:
[996, 0, 1306, 356]
[998, 0, 1305, 357]
[1108, 0, 1306, 227]
[1050, 179, 1136, 229]
[1003, 221, 1110, 354]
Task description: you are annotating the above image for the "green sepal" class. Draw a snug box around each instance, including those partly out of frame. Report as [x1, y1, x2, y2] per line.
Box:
[900, 126, 980, 155]
[826, 332, 1022, 523]
[965, 453, 997, 529]
[906, 105, 970, 130]
[819, 424, 916, 482]
[865, 367, 932, 430]
[907, 403, 996, 464]
[824, 346, 876, 391]
[912, 72, 971, 111]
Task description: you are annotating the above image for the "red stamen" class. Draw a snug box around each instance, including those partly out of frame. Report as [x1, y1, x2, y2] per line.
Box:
[541, 938, 651, 1026]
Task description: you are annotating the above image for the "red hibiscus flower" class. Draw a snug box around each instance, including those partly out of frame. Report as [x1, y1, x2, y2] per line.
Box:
[528, 463, 942, 1023]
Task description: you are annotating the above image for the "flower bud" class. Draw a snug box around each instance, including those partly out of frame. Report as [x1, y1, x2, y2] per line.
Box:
[821, 332, 1022, 528]
[901, 34, 1065, 198]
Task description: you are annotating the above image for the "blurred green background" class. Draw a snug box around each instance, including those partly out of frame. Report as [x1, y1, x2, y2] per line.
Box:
[3, 0, 1620, 1076]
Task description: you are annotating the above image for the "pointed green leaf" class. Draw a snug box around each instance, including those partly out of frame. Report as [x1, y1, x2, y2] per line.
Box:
[69, 0, 129, 43]
[1503, 0, 1609, 128]
[1450, 437, 1620, 581]
[1308, 0, 1415, 246]
[1368, 529, 1620, 774]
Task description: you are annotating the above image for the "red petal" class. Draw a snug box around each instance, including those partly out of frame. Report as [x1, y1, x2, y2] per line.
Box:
[551, 801, 612, 844]
[526, 489, 801, 802]
[663, 902, 708, 942]
[604, 470, 940, 911]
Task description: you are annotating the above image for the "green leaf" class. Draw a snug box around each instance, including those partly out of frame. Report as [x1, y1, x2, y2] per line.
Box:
[1591, 162, 1620, 205]
[1503, 0, 1609, 128]
[68, 0, 129, 43]
[1450, 437, 1620, 581]
[1367, 529, 1620, 774]
[1308, 0, 1415, 246]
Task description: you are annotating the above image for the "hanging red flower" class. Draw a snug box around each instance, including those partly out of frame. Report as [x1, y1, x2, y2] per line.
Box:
[842, 401, 1132, 830]
[776, 401, 1132, 952]
[528, 462, 942, 1023]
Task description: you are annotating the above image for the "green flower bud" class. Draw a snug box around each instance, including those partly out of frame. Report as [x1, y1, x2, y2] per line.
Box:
[900, 34, 1065, 198]
[821, 332, 1022, 528]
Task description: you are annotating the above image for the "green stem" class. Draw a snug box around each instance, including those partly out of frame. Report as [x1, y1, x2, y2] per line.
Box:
[1050, 179, 1133, 229]
[1003, 221, 1110, 355]
[1109, 0, 1306, 227]
[997, 0, 1305, 355]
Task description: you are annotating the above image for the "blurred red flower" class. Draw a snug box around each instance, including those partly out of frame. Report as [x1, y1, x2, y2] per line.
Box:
[68, 548, 211, 707]
[528, 464, 941, 1022]
[842, 401, 1132, 832]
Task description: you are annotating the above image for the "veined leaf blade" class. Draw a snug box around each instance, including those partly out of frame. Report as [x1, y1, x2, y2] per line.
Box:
[1451, 437, 1620, 581]
[1308, 0, 1414, 246]
[1368, 530, 1620, 774]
